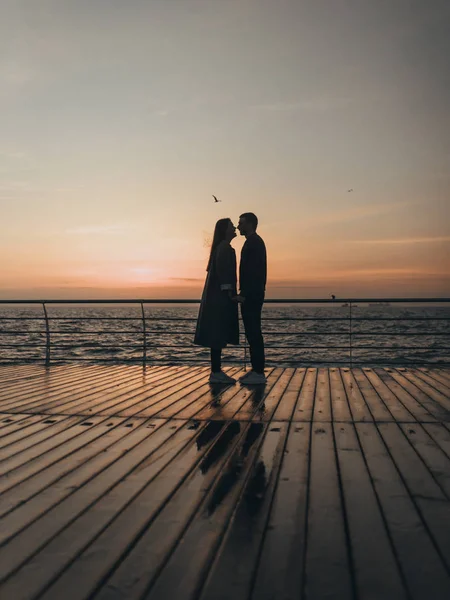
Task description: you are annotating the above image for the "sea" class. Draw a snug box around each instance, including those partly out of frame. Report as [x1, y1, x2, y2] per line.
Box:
[0, 303, 449, 366]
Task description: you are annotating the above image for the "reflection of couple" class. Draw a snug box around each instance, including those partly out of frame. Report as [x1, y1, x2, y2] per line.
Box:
[194, 212, 267, 385]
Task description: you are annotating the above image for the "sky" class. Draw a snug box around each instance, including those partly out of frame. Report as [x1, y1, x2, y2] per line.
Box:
[1, 0, 449, 299]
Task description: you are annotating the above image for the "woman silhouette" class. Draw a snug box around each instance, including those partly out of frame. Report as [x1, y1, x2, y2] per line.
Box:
[194, 218, 239, 383]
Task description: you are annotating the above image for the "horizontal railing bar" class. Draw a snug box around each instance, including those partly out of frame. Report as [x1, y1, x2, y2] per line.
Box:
[1, 297, 448, 367]
[1, 358, 448, 367]
[22, 343, 448, 350]
[2, 317, 449, 324]
[2, 340, 449, 348]
[0, 317, 143, 321]
[1, 297, 449, 304]
[1, 331, 448, 337]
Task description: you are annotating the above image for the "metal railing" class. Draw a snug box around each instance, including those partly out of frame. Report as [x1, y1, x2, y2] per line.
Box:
[0, 298, 449, 367]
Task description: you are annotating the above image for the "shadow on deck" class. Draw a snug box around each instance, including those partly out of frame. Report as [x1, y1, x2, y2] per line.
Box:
[0, 364, 449, 599]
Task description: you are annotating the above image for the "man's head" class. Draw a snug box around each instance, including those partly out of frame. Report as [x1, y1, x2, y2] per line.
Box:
[237, 212, 258, 236]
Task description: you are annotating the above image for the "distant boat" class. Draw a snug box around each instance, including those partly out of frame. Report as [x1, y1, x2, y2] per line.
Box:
[369, 301, 391, 306]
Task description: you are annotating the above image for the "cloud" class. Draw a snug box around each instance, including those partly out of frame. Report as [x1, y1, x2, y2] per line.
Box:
[0, 62, 35, 87]
[169, 277, 203, 282]
[65, 225, 131, 235]
[346, 236, 450, 245]
[291, 200, 413, 228]
[253, 96, 353, 113]
[0, 150, 27, 159]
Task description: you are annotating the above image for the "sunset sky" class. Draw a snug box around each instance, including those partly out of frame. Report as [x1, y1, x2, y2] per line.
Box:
[1, 0, 449, 299]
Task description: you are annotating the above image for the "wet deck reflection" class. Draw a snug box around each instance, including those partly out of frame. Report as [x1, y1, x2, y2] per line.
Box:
[0, 364, 449, 599]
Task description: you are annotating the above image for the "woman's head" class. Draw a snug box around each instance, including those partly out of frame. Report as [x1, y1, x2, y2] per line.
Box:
[207, 218, 236, 270]
[213, 218, 236, 243]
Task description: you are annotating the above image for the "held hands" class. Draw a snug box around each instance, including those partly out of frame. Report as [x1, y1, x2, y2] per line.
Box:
[225, 290, 245, 303]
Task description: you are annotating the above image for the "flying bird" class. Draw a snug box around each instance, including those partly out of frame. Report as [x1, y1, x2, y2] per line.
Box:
[212, 195, 221, 203]
[347, 189, 353, 192]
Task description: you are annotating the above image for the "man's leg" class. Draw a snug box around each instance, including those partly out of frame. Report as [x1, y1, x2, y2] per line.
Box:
[241, 298, 265, 374]
[210, 348, 222, 373]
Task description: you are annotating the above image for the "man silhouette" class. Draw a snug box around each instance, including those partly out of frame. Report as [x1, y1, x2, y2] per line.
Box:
[236, 212, 267, 384]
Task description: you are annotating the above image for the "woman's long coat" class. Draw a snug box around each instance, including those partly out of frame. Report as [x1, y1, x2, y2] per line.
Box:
[194, 240, 239, 348]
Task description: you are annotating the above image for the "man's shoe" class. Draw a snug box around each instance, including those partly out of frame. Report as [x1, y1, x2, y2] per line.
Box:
[238, 370, 253, 382]
[240, 371, 266, 385]
[209, 371, 236, 385]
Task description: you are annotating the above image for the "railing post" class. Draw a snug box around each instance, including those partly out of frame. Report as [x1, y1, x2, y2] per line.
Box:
[349, 301, 353, 368]
[140, 302, 147, 366]
[42, 302, 51, 366]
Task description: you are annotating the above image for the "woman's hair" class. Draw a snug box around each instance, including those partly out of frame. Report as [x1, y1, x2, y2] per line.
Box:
[207, 218, 232, 271]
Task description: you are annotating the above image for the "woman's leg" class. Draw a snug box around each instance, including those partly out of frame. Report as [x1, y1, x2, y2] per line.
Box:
[210, 348, 222, 373]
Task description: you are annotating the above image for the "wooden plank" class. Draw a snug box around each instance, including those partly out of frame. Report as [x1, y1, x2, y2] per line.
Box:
[0, 422, 200, 595]
[373, 369, 440, 422]
[0, 414, 54, 440]
[0, 365, 50, 384]
[334, 423, 407, 599]
[304, 422, 353, 599]
[46, 421, 285, 600]
[378, 423, 450, 569]
[362, 369, 417, 423]
[0, 419, 164, 542]
[0, 364, 83, 388]
[117, 422, 270, 600]
[223, 368, 282, 422]
[234, 368, 293, 421]
[0, 363, 91, 387]
[435, 368, 450, 385]
[167, 368, 246, 421]
[417, 369, 450, 394]
[0, 414, 73, 453]
[81, 420, 254, 600]
[152, 369, 242, 421]
[356, 422, 450, 599]
[329, 368, 352, 422]
[5, 420, 248, 600]
[398, 423, 450, 498]
[422, 423, 450, 460]
[389, 369, 449, 418]
[0, 365, 448, 600]
[189, 369, 249, 421]
[312, 367, 331, 422]
[208, 369, 275, 421]
[351, 368, 395, 422]
[0, 416, 108, 485]
[405, 369, 450, 408]
[0, 419, 125, 499]
[197, 423, 289, 600]
[50, 366, 188, 416]
[109, 368, 209, 417]
[291, 368, 317, 422]
[22, 365, 186, 418]
[250, 422, 310, 600]
[0, 413, 37, 432]
[0, 364, 123, 408]
[0, 364, 139, 414]
[341, 369, 373, 423]
[271, 368, 306, 421]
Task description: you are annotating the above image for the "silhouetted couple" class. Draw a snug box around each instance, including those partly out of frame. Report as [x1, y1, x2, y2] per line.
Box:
[194, 212, 267, 385]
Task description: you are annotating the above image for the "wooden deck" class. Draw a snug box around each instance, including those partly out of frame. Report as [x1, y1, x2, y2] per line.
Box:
[0, 364, 449, 600]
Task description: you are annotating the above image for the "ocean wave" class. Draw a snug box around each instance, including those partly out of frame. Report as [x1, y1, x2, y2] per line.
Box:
[0, 304, 449, 366]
